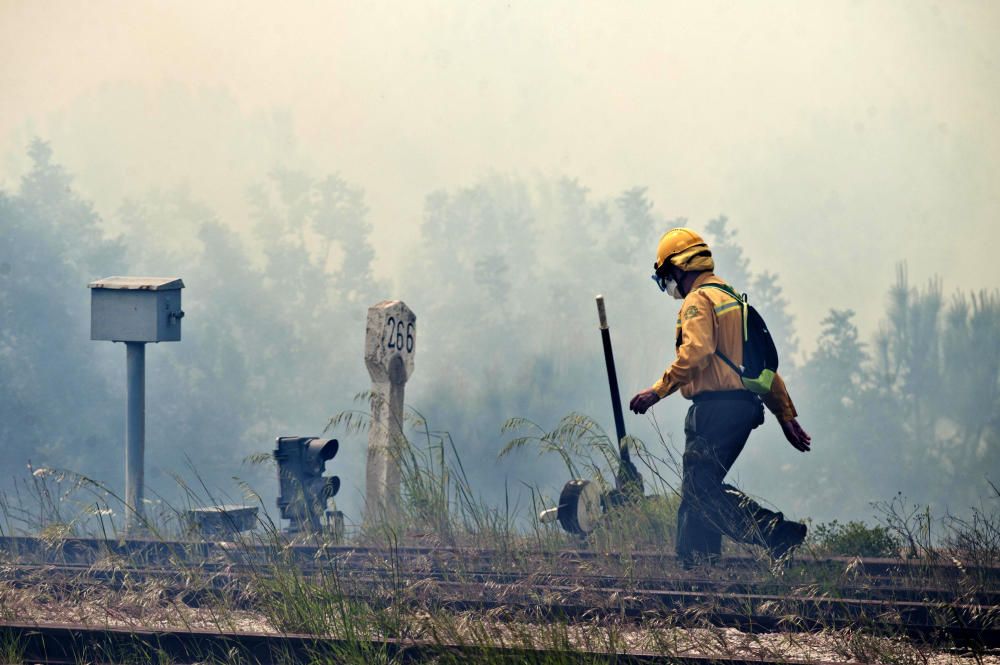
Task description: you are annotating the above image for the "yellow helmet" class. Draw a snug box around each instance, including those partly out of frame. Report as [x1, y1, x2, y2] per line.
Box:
[654, 227, 714, 274]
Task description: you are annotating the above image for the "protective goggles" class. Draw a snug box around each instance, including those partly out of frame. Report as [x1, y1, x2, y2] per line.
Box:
[651, 262, 671, 292]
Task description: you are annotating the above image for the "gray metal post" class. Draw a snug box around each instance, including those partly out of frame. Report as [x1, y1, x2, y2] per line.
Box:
[125, 341, 146, 530]
[89, 276, 184, 534]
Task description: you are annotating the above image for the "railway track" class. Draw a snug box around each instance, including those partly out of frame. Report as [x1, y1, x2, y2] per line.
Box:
[6, 560, 998, 605]
[0, 620, 866, 665]
[2, 536, 998, 651]
[2, 535, 996, 582]
[3, 533, 997, 609]
[2, 561, 998, 649]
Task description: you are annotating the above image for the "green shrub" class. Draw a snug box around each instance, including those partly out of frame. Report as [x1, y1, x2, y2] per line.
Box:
[810, 519, 899, 557]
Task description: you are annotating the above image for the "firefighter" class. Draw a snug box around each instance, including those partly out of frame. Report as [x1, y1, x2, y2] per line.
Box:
[628, 227, 811, 565]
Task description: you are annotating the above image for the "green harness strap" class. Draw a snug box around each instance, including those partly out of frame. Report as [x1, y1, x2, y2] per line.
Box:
[695, 282, 777, 395]
[695, 282, 747, 375]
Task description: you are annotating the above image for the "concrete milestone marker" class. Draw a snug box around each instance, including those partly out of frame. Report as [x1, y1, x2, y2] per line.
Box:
[364, 300, 416, 524]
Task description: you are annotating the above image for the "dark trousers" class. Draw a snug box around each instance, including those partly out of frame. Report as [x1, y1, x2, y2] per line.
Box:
[676, 397, 786, 562]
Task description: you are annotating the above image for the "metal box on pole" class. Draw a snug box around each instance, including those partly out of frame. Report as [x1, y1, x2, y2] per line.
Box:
[89, 276, 184, 342]
[88, 276, 185, 532]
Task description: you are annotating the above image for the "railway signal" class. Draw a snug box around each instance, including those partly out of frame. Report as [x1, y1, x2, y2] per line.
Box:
[274, 436, 341, 534]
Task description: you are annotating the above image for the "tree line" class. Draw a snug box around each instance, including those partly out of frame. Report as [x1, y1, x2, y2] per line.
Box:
[0, 139, 996, 524]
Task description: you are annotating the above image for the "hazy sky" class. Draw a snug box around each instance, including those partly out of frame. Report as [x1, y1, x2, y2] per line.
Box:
[2, 0, 998, 349]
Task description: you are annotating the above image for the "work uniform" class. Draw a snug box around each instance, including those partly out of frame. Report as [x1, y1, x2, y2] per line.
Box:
[651, 272, 799, 563]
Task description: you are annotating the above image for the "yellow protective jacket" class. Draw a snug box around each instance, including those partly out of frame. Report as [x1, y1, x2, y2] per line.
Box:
[650, 272, 798, 421]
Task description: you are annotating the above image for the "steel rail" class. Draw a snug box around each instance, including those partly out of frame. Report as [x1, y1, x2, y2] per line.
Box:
[348, 579, 1000, 648]
[0, 620, 862, 665]
[2, 535, 996, 581]
[4, 560, 999, 606]
[3, 563, 997, 648]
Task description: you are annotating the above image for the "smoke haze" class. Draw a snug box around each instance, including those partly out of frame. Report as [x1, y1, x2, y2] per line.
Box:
[1, 1, 998, 527]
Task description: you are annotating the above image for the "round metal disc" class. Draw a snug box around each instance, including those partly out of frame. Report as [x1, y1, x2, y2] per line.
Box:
[556, 479, 604, 535]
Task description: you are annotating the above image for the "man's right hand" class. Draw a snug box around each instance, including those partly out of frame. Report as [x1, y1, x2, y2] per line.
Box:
[629, 389, 661, 415]
[780, 418, 812, 452]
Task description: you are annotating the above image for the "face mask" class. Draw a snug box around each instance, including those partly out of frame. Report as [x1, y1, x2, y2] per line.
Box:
[665, 277, 683, 300]
[651, 273, 684, 300]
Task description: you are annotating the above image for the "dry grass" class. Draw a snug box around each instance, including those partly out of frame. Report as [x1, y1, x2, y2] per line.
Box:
[0, 576, 995, 665]
[0, 408, 997, 663]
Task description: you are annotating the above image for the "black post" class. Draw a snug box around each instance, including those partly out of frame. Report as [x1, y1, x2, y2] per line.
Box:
[595, 296, 642, 497]
[596, 296, 627, 451]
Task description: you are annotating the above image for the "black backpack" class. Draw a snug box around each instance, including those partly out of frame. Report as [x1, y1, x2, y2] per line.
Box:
[695, 283, 779, 396]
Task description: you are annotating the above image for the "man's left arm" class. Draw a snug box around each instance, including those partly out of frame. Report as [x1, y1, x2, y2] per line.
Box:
[761, 372, 796, 421]
[763, 373, 812, 452]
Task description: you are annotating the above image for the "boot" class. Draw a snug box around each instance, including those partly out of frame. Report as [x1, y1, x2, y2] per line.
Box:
[766, 520, 807, 561]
